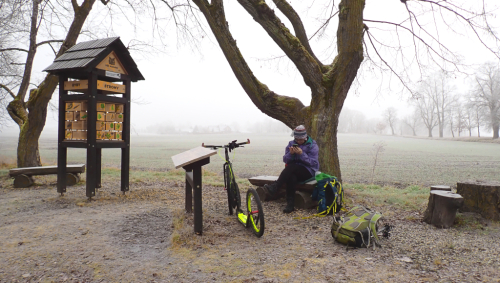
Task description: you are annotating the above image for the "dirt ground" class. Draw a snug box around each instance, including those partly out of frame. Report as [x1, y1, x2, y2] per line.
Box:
[1, 176, 499, 283]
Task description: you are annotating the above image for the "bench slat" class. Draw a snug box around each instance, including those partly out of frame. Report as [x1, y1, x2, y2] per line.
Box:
[9, 164, 86, 177]
[249, 175, 316, 190]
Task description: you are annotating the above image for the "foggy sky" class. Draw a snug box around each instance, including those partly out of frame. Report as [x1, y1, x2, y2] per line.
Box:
[2, 0, 499, 135]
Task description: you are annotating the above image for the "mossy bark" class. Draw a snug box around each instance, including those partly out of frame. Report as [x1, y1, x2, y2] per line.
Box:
[6, 0, 96, 168]
[193, 0, 364, 182]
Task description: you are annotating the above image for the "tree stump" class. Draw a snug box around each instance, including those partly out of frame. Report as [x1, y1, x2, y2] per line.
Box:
[423, 191, 464, 228]
[457, 181, 500, 221]
[13, 174, 34, 188]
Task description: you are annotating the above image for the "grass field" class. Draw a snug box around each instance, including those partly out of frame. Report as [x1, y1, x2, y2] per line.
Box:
[1, 133, 500, 282]
[2, 133, 499, 187]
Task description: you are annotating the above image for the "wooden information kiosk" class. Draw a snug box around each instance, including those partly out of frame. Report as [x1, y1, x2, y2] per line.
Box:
[44, 37, 144, 199]
[171, 147, 217, 234]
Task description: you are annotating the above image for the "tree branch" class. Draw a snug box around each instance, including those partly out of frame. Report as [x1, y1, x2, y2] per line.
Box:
[365, 30, 414, 97]
[272, 0, 323, 67]
[191, 0, 305, 128]
[309, 10, 339, 42]
[0, 84, 16, 99]
[71, 0, 79, 13]
[0, 48, 29, 53]
[416, 0, 500, 59]
[236, 0, 323, 91]
[364, 19, 461, 71]
[36, 39, 64, 47]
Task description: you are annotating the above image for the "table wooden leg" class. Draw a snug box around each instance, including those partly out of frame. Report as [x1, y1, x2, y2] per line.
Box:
[185, 170, 193, 213]
[193, 166, 202, 235]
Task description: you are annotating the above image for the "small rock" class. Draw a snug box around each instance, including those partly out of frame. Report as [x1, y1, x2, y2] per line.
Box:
[22, 274, 30, 278]
[399, 257, 413, 263]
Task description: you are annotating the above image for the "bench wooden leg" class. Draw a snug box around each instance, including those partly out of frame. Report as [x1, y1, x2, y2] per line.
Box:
[256, 186, 268, 202]
[13, 174, 34, 188]
[66, 173, 80, 186]
[294, 191, 317, 209]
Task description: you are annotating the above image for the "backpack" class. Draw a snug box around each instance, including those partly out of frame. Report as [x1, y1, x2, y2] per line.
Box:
[311, 173, 344, 216]
[331, 206, 383, 248]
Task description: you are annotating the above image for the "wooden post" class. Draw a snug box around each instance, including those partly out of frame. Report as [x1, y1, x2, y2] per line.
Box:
[423, 191, 464, 228]
[193, 165, 203, 234]
[121, 79, 131, 193]
[96, 148, 102, 188]
[57, 76, 68, 195]
[185, 169, 193, 213]
[86, 72, 98, 199]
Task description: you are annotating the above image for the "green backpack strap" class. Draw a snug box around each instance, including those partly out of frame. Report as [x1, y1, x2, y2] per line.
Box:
[369, 213, 383, 249]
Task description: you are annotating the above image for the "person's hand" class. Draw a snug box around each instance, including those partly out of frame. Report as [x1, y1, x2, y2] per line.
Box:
[295, 147, 303, 155]
[289, 146, 297, 154]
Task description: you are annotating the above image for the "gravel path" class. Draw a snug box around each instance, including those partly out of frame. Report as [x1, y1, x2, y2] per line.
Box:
[0, 176, 499, 282]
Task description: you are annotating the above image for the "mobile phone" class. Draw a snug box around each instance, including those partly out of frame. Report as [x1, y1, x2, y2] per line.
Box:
[292, 144, 298, 147]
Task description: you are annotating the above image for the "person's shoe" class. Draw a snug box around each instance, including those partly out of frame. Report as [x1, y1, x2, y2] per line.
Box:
[283, 193, 295, 213]
[263, 182, 278, 197]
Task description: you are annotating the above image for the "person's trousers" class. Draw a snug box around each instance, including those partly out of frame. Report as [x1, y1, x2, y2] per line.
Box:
[276, 163, 313, 196]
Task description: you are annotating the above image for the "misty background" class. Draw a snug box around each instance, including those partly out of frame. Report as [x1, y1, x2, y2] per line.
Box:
[1, 0, 499, 138]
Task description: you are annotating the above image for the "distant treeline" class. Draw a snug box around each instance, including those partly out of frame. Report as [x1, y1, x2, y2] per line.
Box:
[140, 117, 290, 134]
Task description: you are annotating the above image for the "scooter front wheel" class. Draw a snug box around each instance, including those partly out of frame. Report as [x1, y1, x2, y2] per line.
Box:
[246, 188, 265, 237]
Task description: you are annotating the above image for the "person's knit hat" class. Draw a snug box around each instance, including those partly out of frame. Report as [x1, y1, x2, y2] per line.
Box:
[293, 125, 307, 139]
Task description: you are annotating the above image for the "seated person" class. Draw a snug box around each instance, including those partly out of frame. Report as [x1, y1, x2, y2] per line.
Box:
[264, 125, 319, 213]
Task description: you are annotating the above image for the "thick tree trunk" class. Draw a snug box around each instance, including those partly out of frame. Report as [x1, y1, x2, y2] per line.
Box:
[427, 127, 432, 137]
[17, 77, 58, 167]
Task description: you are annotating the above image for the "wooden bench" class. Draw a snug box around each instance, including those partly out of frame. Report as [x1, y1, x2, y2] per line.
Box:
[9, 164, 86, 188]
[249, 175, 318, 209]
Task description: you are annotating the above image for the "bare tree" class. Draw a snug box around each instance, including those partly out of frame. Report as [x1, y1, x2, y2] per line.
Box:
[157, 0, 500, 180]
[472, 62, 500, 139]
[402, 109, 421, 136]
[462, 102, 474, 137]
[383, 107, 398, 136]
[449, 101, 466, 137]
[413, 90, 439, 138]
[417, 72, 456, 138]
[374, 121, 387, 135]
[471, 102, 486, 137]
